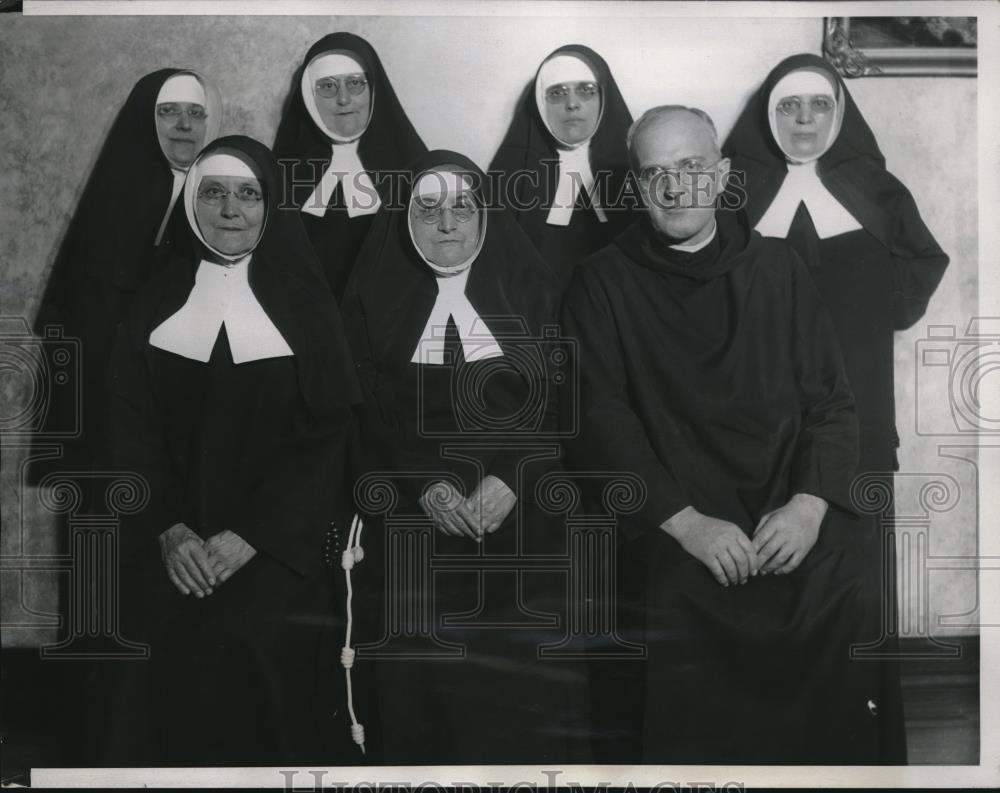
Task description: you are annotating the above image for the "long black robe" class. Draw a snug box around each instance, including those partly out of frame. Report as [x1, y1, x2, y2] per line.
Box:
[33, 68, 220, 482]
[340, 150, 588, 764]
[488, 45, 637, 285]
[723, 52, 950, 762]
[273, 32, 427, 300]
[562, 211, 880, 763]
[110, 136, 362, 766]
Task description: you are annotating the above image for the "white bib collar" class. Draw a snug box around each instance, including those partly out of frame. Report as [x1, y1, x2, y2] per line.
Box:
[754, 160, 862, 240]
[546, 142, 607, 226]
[301, 139, 381, 219]
[410, 268, 503, 366]
[149, 257, 293, 363]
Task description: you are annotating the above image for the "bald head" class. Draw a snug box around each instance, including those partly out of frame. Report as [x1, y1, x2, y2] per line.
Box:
[627, 106, 721, 169]
[628, 105, 729, 245]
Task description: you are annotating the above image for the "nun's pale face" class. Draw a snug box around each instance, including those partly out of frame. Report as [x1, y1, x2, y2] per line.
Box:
[156, 102, 208, 167]
[314, 72, 371, 138]
[195, 175, 265, 256]
[543, 80, 601, 145]
[773, 92, 836, 160]
[410, 190, 482, 270]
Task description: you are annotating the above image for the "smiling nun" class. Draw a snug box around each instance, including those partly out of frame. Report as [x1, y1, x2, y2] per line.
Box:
[110, 136, 362, 766]
[273, 32, 427, 300]
[723, 53, 950, 763]
[340, 150, 587, 763]
[489, 45, 636, 285]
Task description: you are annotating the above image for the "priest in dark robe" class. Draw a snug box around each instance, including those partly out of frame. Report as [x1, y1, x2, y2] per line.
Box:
[489, 45, 637, 286]
[273, 32, 427, 300]
[109, 136, 364, 766]
[340, 150, 587, 764]
[562, 106, 878, 763]
[723, 53, 950, 762]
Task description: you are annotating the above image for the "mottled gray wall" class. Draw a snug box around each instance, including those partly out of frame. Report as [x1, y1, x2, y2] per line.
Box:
[0, 14, 980, 645]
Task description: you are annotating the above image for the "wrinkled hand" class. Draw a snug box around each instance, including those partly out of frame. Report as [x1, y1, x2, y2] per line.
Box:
[458, 475, 517, 536]
[752, 493, 827, 575]
[661, 506, 759, 586]
[204, 530, 257, 584]
[420, 481, 479, 541]
[158, 523, 216, 597]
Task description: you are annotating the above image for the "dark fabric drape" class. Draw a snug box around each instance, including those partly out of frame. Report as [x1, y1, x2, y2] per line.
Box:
[488, 45, 638, 285]
[562, 211, 881, 762]
[32, 68, 217, 481]
[273, 32, 427, 300]
[109, 135, 362, 766]
[723, 52, 951, 762]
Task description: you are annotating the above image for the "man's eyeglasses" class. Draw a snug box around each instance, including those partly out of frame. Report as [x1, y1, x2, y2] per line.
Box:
[638, 159, 721, 188]
[544, 82, 600, 104]
[412, 200, 478, 225]
[775, 96, 835, 117]
[197, 184, 264, 206]
[156, 103, 208, 121]
[314, 75, 369, 99]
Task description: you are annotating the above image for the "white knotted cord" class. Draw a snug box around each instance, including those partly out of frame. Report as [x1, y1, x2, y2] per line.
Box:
[340, 513, 366, 754]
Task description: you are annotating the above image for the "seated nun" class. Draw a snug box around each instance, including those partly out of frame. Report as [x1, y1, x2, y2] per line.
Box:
[109, 136, 364, 766]
[340, 150, 586, 764]
[723, 54, 950, 762]
[489, 45, 637, 285]
[273, 32, 427, 300]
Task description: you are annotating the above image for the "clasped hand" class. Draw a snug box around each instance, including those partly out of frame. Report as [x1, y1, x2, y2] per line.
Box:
[663, 493, 826, 586]
[158, 524, 256, 597]
[419, 476, 516, 542]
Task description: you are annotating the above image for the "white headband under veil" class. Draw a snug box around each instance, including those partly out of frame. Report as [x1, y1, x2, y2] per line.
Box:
[183, 149, 266, 261]
[767, 69, 844, 164]
[534, 53, 603, 150]
[301, 50, 373, 143]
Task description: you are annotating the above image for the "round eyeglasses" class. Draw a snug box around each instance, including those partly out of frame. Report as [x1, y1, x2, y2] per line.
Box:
[775, 96, 835, 116]
[412, 201, 478, 225]
[156, 103, 208, 121]
[314, 75, 369, 99]
[638, 159, 721, 187]
[544, 82, 600, 104]
[197, 184, 264, 206]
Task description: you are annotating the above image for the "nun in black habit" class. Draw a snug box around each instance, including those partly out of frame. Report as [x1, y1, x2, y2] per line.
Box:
[563, 106, 877, 763]
[488, 45, 637, 285]
[34, 69, 221, 480]
[109, 136, 363, 766]
[723, 53, 950, 763]
[341, 150, 586, 764]
[273, 32, 427, 300]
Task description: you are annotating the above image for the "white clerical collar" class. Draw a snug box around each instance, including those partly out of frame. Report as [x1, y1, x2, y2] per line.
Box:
[545, 142, 607, 226]
[149, 256, 293, 363]
[301, 139, 381, 218]
[754, 160, 862, 240]
[669, 221, 717, 252]
[410, 267, 503, 365]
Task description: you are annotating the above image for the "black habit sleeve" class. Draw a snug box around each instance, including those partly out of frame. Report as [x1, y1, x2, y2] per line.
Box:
[561, 266, 691, 537]
[787, 255, 860, 514]
[109, 329, 185, 539]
